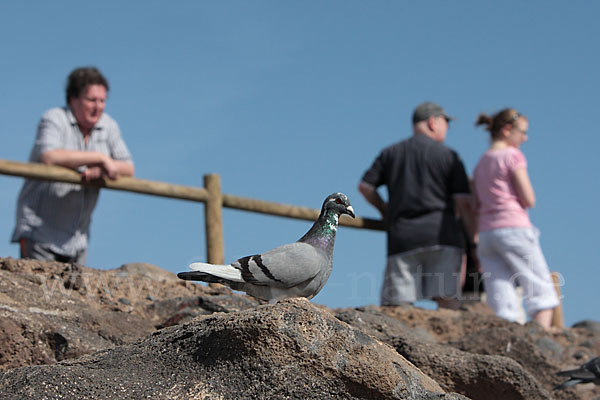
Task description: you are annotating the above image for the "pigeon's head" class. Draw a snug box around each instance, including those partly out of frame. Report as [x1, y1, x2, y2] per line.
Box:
[322, 192, 355, 218]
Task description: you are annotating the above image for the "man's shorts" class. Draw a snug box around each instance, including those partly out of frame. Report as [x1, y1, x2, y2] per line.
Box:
[381, 245, 462, 305]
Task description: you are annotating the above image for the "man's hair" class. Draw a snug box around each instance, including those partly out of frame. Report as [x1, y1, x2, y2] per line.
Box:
[65, 67, 109, 105]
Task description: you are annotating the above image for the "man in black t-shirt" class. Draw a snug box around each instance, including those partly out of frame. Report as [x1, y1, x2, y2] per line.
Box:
[359, 102, 476, 309]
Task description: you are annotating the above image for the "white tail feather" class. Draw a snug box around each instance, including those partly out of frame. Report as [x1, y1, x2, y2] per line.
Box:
[189, 262, 243, 282]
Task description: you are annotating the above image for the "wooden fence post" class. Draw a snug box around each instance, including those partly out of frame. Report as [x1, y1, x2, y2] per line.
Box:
[551, 271, 564, 329]
[204, 174, 224, 265]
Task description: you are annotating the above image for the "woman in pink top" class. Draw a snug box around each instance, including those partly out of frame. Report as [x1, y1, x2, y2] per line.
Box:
[473, 108, 558, 330]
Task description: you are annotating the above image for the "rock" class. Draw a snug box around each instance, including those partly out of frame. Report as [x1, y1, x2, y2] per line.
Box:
[1, 257, 600, 399]
[336, 306, 550, 399]
[335, 304, 600, 400]
[573, 320, 600, 336]
[335, 306, 437, 345]
[152, 294, 260, 329]
[0, 298, 468, 399]
[117, 262, 179, 282]
[450, 324, 561, 389]
[394, 338, 550, 399]
[118, 297, 131, 305]
[0, 257, 255, 372]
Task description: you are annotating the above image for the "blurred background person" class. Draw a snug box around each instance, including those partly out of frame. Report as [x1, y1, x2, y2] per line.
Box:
[359, 102, 477, 310]
[11, 66, 134, 264]
[473, 108, 558, 330]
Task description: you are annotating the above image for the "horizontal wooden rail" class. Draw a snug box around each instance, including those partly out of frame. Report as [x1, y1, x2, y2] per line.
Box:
[0, 159, 385, 231]
[222, 194, 384, 230]
[0, 159, 209, 202]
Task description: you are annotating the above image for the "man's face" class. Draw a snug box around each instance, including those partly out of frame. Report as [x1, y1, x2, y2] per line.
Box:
[432, 115, 449, 142]
[70, 84, 107, 132]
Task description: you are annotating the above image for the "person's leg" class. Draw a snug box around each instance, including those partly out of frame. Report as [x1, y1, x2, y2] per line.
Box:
[420, 246, 462, 310]
[74, 247, 87, 265]
[434, 297, 460, 310]
[500, 227, 558, 330]
[459, 253, 467, 289]
[20, 239, 58, 261]
[478, 231, 523, 322]
[20, 238, 82, 264]
[19, 238, 27, 258]
[532, 308, 553, 329]
[480, 258, 522, 320]
[381, 251, 419, 306]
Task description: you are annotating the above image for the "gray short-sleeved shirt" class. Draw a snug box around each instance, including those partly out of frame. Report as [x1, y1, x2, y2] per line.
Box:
[11, 107, 133, 257]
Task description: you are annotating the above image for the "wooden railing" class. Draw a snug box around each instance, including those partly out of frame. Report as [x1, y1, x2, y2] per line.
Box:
[0, 159, 384, 265]
[0, 158, 564, 328]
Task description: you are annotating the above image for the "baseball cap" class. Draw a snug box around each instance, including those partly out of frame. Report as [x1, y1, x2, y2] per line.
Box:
[412, 102, 455, 124]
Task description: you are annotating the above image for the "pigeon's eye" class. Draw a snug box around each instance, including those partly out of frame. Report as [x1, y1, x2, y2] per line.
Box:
[335, 198, 342, 204]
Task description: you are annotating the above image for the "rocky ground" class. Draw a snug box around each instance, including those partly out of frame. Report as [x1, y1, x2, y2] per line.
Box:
[0, 257, 598, 399]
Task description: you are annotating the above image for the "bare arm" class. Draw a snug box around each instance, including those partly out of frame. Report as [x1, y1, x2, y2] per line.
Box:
[512, 167, 535, 208]
[41, 149, 106, 169]
[454, 194, 478, 245]
[358, 181, 387, 219]
[41, 149, 134, 180]
[111, 160, 134, 177]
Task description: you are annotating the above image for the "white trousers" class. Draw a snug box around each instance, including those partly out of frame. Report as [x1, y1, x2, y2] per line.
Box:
[477, 226, 558, 322]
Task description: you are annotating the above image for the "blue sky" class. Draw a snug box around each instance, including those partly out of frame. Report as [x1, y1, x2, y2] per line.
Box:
[1, 1, 598, 326]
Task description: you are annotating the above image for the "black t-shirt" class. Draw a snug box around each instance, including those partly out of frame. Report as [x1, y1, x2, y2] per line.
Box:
[361, 134, 470, 255]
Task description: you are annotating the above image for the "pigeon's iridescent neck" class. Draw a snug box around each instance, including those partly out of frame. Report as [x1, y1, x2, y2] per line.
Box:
[310, 211, 338, 249]
[320, 212, 338, 236]
[300, 209, 338, 250]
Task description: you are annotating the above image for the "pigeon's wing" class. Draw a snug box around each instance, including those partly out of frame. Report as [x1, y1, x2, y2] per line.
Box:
[232, 242, 324, 288]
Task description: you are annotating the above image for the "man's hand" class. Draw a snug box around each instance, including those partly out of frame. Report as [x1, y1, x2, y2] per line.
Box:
[81, 166, 104, 181]
[101, 156, 120, 180]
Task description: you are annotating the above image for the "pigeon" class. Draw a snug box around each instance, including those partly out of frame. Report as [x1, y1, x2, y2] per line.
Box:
[555, 356, 600, 389]
[177, 192, 355, 302]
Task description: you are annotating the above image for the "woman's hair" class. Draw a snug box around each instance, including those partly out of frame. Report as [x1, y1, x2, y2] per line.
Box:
[475, 108, 524, 138]
[65, 66, 109, 105]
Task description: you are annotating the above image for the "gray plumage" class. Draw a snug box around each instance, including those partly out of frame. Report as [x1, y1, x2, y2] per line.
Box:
[178, 193, 355, 302]
[555, 356, 600, 390]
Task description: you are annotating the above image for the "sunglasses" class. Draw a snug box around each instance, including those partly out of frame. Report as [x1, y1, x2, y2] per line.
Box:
[508, 112, 521, 122]
[502, 112, 522, 129]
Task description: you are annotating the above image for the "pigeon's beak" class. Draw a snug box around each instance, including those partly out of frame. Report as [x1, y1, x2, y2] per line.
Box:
[345, 205, 355, 218]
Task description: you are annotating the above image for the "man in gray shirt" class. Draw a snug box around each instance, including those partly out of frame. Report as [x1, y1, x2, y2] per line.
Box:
[12, 67, 134, 264]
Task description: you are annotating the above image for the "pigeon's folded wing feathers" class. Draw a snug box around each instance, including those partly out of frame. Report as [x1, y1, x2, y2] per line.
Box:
[232, 242, 323, 288]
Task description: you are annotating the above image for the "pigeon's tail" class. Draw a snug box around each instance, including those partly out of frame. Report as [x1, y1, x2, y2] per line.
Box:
[177, 263, 245, 290]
